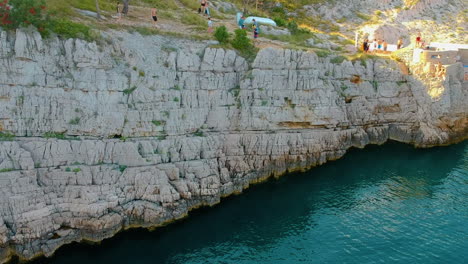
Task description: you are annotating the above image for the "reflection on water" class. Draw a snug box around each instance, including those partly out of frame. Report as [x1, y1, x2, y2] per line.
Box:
[30, 141, 468, 264]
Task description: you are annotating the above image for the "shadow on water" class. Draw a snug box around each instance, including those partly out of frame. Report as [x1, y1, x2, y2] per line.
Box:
[28, 141, 467, 264]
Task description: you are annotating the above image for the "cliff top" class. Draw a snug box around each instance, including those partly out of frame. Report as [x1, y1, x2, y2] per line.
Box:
[2, 0, 464, 62]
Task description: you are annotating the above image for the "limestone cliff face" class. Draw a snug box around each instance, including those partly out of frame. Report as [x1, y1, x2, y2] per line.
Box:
[0, 29, 466, 262]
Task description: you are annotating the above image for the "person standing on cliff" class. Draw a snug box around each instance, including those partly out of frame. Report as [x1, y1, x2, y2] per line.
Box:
[377, 39, 383, 51]
[238, 16, 245, 29]
[116, 1, 122, 21]
[416, 32, 422, 48]
[204, 2, 211, 16]
[207, 17, 213, 33]
[253, 24, 259, 44]
[200, 0, 207, 16]
[151, 8, 158, 28]
[397, 37, 403, 49]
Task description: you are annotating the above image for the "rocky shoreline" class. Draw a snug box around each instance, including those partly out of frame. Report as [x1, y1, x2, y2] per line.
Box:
[0, 29, 466, 263]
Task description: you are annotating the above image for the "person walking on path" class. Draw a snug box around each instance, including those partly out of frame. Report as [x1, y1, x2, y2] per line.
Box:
[377, 39, 383, 51]
[397, 38, 403, 49]
[253, 24, 259, 44]
[151, 8, 158, 28]
[363, 39, 369, 53]
[383, 40, 388, 52]
[207, 17, 213, 33]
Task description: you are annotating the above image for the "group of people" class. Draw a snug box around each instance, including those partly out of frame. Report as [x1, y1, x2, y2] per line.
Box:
[199, 0, 211, 17]
[415, 33, 430, 49]
[238, 16, 259, 42]
[362, 38, 404, 53]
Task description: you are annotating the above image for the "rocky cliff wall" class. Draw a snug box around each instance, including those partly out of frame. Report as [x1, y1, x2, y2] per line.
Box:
[0, 29, 466, 262]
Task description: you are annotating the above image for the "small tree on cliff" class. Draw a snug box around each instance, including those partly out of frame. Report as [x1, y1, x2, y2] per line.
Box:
[231, 29, 257, 61]
[0, 0, 49, 33]
[214, 26, 229, 44]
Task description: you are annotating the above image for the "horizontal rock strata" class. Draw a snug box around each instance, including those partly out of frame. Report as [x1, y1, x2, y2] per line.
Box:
[0, 29, 466, 262]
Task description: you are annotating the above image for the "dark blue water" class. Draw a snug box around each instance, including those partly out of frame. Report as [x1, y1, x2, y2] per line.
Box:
[31, 142, 468, 264]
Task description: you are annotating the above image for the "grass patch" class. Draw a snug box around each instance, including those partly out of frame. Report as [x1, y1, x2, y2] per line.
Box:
[72, 168, 81, 173]
[49, 18, 97, 41]
[315, 49, 331, 58]
[193, 129, 204, 137]
[131, 26, 159, 36]
[356, 12, 372, 21]
[151, 120, 165, 126]
[181, 12, 206, 28]
[0, 132, 15, 141]
[139, 0, 179, 10]
[44, 132, 66, 139]
[68, 117, 81, 125]
[157, 135, 167, 140]
[330, 55, 347, 64]
[123, 86, 137, 95]
[0, 168, 14, 173]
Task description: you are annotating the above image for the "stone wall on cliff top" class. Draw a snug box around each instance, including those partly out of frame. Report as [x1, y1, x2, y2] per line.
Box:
[0, 29, 466, 262]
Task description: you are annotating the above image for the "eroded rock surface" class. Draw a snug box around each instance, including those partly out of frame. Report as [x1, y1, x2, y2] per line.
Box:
[0, 29, 466, 262]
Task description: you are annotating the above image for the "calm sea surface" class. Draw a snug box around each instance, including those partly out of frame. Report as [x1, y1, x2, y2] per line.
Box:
[31, 141, 468, 264]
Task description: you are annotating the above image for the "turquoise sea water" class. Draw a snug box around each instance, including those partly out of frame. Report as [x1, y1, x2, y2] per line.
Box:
[31, 141, 468, 264]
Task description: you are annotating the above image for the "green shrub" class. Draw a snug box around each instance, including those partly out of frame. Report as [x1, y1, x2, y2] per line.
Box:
[287, 21, 299, 34]
[72, 168, 81, 173]
[119, 165, 127, 173]
[271, 6, 286, 16]
[231, 29, 251, 50]
[0, 0, 49, 34]
[231, 29, 257, 60]
[273, 17, 287, 27]
[214, 25, 229, 43]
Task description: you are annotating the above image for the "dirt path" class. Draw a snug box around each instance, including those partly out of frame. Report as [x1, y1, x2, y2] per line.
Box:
[93, 3, 290, 51]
